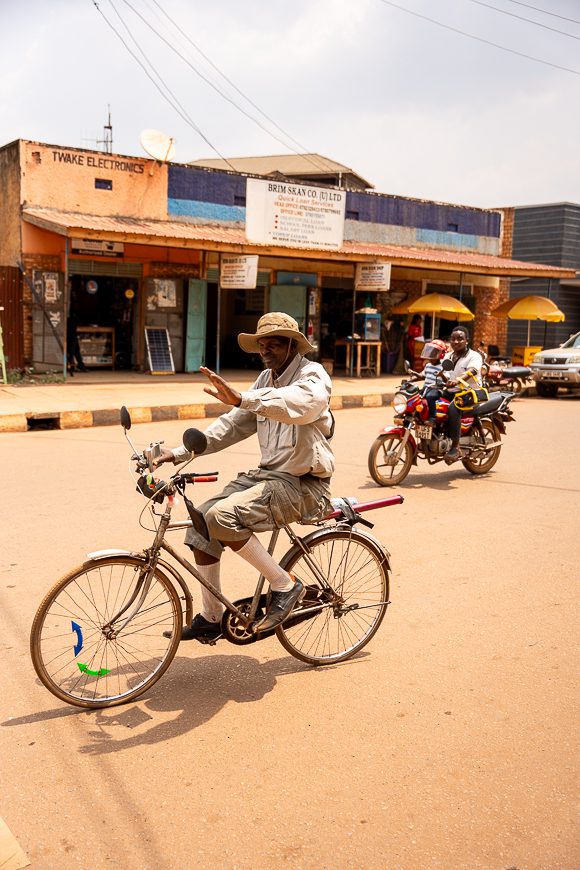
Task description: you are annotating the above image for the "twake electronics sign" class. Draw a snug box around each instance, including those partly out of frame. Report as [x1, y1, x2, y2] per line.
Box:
[245, 178, 345, 250]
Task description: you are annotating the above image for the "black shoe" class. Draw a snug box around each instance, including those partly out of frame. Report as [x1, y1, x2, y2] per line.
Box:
[445, 447, 462, 464]
[163, 613, 222, 641]
[254, 579, 304, 633]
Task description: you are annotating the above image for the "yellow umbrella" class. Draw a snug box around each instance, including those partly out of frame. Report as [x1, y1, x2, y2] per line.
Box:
[391, 297, 420, 315]
[407, 293, 474, 338]
[490, 295, 565, 345]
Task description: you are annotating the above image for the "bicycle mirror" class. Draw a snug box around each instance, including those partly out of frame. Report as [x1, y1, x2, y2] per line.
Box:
[183, 428, 207, 454]
[120, 406, 132, 430]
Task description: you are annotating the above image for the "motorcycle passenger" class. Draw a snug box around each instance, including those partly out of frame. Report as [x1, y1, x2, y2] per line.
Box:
[442, 326, 484, 463]
[419, 339, 448, 422]
[153, 313, 335, 641]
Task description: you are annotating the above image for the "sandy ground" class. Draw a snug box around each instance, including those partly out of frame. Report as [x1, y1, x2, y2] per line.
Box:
[1, 393, 578, 869]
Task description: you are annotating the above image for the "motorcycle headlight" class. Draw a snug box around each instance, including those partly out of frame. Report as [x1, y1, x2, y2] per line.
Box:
[392, 392, 408, 414]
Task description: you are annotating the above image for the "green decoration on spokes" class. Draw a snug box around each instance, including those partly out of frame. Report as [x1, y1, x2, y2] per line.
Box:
[77, 663, 110, 677]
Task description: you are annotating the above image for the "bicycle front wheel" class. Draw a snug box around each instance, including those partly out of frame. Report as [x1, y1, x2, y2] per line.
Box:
[277, 529, 390, 665]
[30, 556, 182, 708]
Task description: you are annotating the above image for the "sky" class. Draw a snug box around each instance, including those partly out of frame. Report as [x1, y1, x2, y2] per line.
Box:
[1, 0, 579, 210]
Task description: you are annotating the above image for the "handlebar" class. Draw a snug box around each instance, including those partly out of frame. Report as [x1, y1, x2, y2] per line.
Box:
[180, 473, 219, 483]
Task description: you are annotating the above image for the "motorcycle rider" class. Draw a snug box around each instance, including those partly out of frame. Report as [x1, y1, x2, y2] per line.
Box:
[442, 326, 484, 463]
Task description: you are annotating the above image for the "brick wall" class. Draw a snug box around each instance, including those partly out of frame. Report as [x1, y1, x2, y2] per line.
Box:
[471, 208, 514, 354]
[473, 283, 507, 352]
[373, 279, 422, 321]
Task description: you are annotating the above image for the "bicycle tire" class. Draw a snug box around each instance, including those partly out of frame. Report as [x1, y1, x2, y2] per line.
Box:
[30, 556, 182, 709]
[277, 528, 390, 665]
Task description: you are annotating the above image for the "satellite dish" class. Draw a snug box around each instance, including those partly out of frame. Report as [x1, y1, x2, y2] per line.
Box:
[140, 129, 176, 162]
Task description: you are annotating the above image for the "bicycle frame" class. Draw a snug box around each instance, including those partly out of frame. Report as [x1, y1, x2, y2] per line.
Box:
[95, 488, 404, 639]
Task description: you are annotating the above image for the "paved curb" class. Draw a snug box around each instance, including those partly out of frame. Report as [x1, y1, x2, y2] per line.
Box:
[0, 392, 395, 433]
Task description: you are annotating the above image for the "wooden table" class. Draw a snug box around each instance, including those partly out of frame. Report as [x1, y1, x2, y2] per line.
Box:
[335, 340, 382, 377]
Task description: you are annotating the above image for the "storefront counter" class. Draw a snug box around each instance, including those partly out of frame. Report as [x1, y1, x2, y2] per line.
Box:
[77, 326, 115, 368]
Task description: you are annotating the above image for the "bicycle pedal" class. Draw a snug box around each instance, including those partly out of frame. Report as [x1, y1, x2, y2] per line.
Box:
[196, 634, 222, 646]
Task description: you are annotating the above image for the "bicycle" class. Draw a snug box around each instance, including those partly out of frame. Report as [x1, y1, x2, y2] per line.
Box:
[30, 407, 403, 709]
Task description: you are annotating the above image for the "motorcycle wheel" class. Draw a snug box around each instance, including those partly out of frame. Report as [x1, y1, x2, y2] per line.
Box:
[368, 434, 413, 486]
[461, 420, 501, 475]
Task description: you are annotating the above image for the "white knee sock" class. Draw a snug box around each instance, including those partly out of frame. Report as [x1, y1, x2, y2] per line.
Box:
[237, 535, 295, 592]
[195, 561, 223, 622]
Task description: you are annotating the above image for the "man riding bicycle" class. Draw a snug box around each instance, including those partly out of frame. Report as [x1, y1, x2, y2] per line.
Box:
[154, 312, 335, 641]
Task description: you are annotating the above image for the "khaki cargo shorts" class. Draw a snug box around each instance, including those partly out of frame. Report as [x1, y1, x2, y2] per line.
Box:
[184, 468, 332, 558]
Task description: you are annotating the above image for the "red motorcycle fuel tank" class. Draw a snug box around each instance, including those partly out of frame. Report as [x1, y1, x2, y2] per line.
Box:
[435, 396, 450, 421]
[406, 392, 425, 416]
[435, 395, 474, 433]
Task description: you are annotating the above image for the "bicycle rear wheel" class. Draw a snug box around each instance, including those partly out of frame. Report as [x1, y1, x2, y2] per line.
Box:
[277, 528, 390, 665]
[30, 556, 182, 708]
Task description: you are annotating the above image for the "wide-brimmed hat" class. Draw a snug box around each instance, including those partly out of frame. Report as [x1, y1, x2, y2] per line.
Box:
[238, 312, 315, 354]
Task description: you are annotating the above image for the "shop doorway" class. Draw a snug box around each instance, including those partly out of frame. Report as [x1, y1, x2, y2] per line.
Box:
[69, 275, 139, 369]
[320, 284, 356, 362]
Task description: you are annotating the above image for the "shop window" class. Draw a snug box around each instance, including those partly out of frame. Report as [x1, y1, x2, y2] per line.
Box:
[447, 222, 459, 232]
[234, 195, 246, 206]
[234, 287, 265, 315]
[346, 210, 359, 220]
[95, 178, 113, 190]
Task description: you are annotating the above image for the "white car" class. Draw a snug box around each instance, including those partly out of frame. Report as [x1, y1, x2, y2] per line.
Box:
[530, 332, 580, 397]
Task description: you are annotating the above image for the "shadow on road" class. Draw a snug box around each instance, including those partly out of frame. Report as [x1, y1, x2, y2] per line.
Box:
[3, 649, 369, 755]
[358, 468, 464, 492]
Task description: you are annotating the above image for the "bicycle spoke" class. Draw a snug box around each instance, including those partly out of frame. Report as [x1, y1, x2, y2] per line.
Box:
[31, 558, 181, 708]
[278, 530, 390, 665]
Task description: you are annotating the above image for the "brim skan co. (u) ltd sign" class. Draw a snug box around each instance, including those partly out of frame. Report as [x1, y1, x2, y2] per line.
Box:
[244, 178, 346, 251]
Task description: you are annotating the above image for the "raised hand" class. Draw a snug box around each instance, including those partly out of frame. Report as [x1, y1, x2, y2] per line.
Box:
[200, 366, 242, 406]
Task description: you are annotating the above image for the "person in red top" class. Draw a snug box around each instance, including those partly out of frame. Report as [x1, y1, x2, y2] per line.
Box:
[406, 314, 423, 366]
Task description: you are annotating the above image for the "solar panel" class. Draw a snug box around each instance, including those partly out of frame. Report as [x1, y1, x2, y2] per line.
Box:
[144, 327, 175, 374]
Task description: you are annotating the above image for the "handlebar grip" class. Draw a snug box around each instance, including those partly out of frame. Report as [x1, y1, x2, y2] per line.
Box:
[181, 472, 219, 483]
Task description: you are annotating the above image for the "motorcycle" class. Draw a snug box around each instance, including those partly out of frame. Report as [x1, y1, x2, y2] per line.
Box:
[368, 361, 516, 486]
[482, 360, 532, 395]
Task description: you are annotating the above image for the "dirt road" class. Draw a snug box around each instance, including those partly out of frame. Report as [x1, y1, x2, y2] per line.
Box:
[1, 394, 578, 869]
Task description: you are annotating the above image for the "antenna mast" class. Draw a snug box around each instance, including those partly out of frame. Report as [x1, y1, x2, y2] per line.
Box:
[97, 106, 113, 153]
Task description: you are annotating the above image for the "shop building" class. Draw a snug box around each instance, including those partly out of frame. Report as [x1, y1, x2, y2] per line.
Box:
[0, 139, 573, 375]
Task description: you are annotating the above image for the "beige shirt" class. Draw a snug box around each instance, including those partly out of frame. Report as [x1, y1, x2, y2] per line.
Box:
[173, 355, 335, 478]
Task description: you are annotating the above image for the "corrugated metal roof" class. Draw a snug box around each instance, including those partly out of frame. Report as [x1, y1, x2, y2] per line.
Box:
[22, 206, 575, 279]
[188, 153, 374, 189]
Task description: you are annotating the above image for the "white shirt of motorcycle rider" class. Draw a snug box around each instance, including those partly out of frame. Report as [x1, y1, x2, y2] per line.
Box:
[443, 348, 484, 390]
